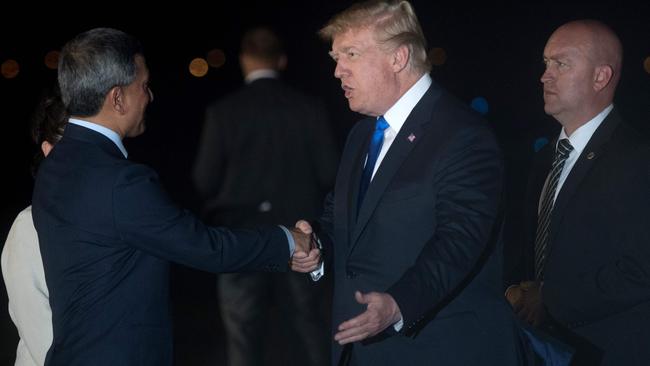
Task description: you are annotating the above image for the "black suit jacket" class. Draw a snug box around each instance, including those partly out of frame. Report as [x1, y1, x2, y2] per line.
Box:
[518, 110, 650, 366]
[319, 81, 523, 366]
[32, 123, 290, 366]
[193, 77, 338, 228]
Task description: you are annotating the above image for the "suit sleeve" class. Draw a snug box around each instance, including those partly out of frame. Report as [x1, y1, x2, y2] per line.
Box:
[386, 126, 504, 334]
[113, 164, 289, 273]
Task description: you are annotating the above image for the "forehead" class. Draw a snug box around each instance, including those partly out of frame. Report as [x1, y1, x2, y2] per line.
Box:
[543, 28, 591, 59]
[134, 55, 149, 78]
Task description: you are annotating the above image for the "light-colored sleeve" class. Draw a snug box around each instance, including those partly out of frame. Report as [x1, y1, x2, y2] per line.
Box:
[1, 207, 53, 366]
[278, 226, 296, 257]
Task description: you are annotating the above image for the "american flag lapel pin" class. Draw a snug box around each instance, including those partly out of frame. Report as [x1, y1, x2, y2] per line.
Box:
[407, 133, 416, 142]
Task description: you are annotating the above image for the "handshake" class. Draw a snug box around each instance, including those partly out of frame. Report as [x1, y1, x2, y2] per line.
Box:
[288, 220, 322, 273]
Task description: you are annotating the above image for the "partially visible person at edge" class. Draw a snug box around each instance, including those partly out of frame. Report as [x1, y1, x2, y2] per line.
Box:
[505, 19, 650, 366]
[2, 85, 66, 366]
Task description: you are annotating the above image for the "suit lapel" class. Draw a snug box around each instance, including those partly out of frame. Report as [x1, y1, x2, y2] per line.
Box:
[349, 83, 442, 250]
[547, 109, 622, 253]
[336, 119, 373, 249]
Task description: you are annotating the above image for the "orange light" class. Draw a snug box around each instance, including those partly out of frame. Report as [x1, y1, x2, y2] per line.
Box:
[207, 49, 226, 68]
[44, 50, 60, 70]
[189, 58, 209, 77]
[1, 59, 20, 79]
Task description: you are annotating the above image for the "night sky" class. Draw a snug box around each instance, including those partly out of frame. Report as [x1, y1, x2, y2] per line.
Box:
[1, 1, 649, 363]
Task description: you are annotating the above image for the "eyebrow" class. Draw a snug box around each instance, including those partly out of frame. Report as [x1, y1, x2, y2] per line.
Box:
[544, 52, 570, 61]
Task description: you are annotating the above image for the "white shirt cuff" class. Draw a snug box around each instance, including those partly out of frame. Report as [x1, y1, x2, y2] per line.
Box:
[310, 261, 324, 281]
[393, 317, 404, 331]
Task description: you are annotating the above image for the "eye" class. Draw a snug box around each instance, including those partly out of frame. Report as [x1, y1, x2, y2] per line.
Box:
[347, 51, 358, 59]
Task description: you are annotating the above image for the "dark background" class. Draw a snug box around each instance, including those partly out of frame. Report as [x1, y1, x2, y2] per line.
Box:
[1, 1, 649, 364]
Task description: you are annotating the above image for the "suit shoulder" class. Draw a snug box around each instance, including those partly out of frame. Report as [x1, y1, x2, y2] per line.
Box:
[437, 91, 490, 129]
[114, 163, 159, 185]
[615, 121, 650, 147]
[429, 91, 499, 150]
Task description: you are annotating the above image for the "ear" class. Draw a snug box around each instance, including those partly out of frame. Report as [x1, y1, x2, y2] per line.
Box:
[593, 64, 613, 92]
[110, 86, 127, 115]
[391, 44, 410, 73]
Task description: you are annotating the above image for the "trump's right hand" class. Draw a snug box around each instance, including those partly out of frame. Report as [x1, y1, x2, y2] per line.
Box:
[289, 222, 320, 273]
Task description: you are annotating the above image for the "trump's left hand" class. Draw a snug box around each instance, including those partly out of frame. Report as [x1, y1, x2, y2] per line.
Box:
[334, 291, 401, 345]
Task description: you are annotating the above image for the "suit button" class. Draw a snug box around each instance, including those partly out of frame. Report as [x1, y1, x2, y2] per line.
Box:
[346, 270, 357, 279]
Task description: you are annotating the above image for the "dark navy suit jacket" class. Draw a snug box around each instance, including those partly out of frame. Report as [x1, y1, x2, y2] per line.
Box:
[319, 81, 524, 365]
[32, 123, 290, 366]
[514, 110, 650, 366]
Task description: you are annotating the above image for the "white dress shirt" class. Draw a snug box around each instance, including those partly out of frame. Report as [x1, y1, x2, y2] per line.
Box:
[548, 104, 613, 204]
[68, 118, 128, 158]
[245, 69, 279, 84]
[371, 73, 433, 179]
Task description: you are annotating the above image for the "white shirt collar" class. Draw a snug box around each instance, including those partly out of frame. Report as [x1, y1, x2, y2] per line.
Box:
[68, 118, 128, 158]
[245, 69, 279, 84]
[558, 104, 613, 157]
[382, 73, 432, 133]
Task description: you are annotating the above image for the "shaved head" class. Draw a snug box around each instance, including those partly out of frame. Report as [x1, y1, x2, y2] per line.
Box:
[541, 20, 622, 132]
[551, 20, 623, 89]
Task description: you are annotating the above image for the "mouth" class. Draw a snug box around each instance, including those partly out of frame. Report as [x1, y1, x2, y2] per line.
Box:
[543, 89, 556, 98]
[342, 84, 352, 98]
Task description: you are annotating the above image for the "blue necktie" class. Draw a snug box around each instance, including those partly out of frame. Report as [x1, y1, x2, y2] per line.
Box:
[358, 116, 389, 208]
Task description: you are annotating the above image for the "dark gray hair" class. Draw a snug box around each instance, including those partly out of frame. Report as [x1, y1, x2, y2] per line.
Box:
[58, 28, 143, 117]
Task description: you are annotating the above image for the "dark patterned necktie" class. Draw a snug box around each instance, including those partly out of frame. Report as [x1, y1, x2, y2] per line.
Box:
[534, 138, 574, 280]
[358, 116, 389, 209]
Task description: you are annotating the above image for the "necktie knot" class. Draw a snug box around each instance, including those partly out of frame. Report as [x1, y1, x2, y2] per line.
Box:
[375, 116, 389, 132]
[556, 138, 573, 159]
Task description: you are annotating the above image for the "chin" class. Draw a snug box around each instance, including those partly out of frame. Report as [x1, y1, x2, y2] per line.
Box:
[543, 104, 555, 116]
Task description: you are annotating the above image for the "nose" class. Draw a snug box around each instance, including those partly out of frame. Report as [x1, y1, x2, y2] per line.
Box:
[540, 66, 553, 84]
[334, 61, 346, 79]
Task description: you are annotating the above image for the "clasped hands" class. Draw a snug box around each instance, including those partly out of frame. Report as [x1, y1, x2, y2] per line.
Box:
[288, 221, 321, 273]
[505, 280, 545, 326]
[293, 220, 403, 345]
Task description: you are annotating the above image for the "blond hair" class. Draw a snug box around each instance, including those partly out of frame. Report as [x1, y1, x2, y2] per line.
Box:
[319, 0, 431, 73]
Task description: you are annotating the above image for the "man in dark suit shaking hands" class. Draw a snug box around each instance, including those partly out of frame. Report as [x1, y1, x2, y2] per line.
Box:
[31, 28, 319, 366]
[296, 1, 523, 365]
[506, 20, 650, 366]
